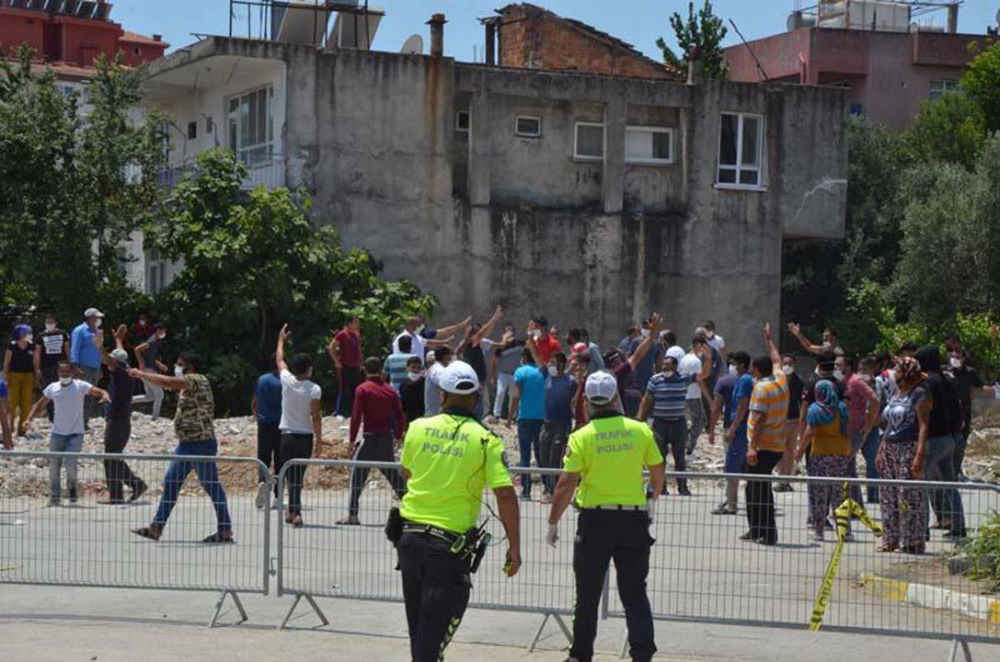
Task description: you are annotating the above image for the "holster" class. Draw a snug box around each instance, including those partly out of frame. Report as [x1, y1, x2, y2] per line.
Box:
[385, 507, 403, 546]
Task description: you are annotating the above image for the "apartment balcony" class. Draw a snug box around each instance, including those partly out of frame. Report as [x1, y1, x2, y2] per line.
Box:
[157, 150, 286, 191]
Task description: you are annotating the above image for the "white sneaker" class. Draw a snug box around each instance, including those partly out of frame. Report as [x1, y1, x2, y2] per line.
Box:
[254, 482, 268, 510]
[335, 415, 345, 422]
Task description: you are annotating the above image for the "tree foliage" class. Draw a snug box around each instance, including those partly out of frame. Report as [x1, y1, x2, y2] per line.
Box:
[0, 48, 163, 323]
[656, 0, 728, 80]
[964, 39, 1000, 133]
[151, 149, 436, 413]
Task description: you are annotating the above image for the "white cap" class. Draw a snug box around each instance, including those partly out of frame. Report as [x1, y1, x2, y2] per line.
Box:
[666, 346, 685, 361]
[110, 349, 129, 364]
[438, 360, 480, 395]
[585, 370, 619, 405]
[84, 308, 104, 319]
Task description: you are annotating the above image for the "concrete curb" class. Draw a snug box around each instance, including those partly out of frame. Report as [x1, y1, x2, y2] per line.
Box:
[860, 573, 1000, 623]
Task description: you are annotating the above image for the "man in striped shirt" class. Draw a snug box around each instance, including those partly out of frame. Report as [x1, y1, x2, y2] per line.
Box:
[744, 323, 789, 546]
[638, 354, 711, 495]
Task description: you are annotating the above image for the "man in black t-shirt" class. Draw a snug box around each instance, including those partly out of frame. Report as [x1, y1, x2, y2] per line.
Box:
[35, 316, 70, 421]
[947, 350, 985, 478]
[96, 325, 146, 504]
[399, 356, 426, 423]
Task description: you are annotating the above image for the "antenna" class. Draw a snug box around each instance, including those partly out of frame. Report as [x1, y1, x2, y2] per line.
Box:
[401, 34, 424, 55]
[729, 19, 771, 83]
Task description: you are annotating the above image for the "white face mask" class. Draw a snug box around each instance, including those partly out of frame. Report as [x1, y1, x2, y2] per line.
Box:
[950, 357, 963, 369]
[59, 376, 73, 386]
[23, 334, 33, 344]
[833, 369, 844, 381]
[547, 365, 559, 377]
[157, 333, 166, 341]
[782, 365, 794, 376]
[707, 331, 715, 339]
[94, 318, 103, 329]
[45, 323, 56, 332]
[728, 365, 738, 376]
[415, 325, 425, 334]
[640, 329, 650, 339]
[174, 365, 185, 377]
[663, 371, 676, 379]
[531, 330, 542, 340]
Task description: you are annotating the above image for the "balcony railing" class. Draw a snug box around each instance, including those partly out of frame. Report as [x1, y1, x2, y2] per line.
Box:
[157, 150, 286, 191]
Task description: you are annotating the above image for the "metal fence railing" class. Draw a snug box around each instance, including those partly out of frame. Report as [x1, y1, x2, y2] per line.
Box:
[605, 472, 1000, 647]
[0, 451, 271, 626]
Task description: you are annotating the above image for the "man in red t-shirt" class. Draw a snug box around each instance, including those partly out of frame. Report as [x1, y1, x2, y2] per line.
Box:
[327, 316, 363, 419]
[528, 316, 562, 365]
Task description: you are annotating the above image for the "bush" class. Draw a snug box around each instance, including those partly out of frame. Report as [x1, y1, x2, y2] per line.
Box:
[960, 510, 1000, 588]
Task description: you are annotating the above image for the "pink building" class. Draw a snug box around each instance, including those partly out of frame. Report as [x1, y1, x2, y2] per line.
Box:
[724, 2, 993, 130]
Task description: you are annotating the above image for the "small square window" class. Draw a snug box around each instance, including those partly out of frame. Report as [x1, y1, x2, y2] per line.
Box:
[515, 115, 541, 138]
[456, 110, 470, 132]
[187, 121, 197, 140]
[625, 126, 673, 165]
[574, 122, 604, 160]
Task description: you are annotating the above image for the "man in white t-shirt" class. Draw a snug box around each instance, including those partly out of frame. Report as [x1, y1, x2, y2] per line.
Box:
[392, 315, 468, 356]
[274, 325, 323, 526]
[25, 360, 109, 505]
[704, 321, 726, 359]
[424, 346, 454, 417]
[679, 337, 713, 455]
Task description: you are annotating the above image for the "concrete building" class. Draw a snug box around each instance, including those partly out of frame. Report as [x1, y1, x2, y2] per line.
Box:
[141, 7, 847, 351]
[482, 3, 678, 81]
[725, 1, 993, 131]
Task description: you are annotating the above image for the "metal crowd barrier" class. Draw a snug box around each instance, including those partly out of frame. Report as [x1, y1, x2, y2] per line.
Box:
[0, 451, 271, 626]
[606, 471, 1000, 654]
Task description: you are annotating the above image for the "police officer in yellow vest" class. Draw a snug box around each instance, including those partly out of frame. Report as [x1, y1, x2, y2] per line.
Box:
[547, 370, 665, 662]
[397, 360, 522, 662]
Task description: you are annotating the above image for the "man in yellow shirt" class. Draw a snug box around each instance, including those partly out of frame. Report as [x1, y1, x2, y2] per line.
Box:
[547, 371, 665, 662]
[397, 360, 521, 662]
[745, 322, 789, 546]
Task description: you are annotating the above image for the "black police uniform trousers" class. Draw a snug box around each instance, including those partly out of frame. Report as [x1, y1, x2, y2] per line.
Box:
[398, 531, 472, 662]
[572, 509, 656, 662]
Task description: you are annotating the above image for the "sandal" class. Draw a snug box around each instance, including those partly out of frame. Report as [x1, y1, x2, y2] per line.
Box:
[132, 526, 162, 541]
[290, 514, 303, 528]
[876, 543, 898, 553]
[202, 532, 235, 544]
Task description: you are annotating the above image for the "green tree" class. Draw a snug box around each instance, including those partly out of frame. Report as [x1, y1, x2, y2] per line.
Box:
[963, 39, 1000, 133]
[152, 149, 436, 413]
[906, 92, 986, 168]
[656, 0, 728, 80]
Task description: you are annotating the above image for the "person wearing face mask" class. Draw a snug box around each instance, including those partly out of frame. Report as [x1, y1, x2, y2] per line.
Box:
[94, 324, 147, 504]
[269, 324, 324, 528]
[507, 341, 548, 501]
[787, 322, 844, 357]
[24, 361, 110, 505]
[679, 337, 714, 455]
[385, 334, 419, 393]
[837, 355, 880, 505]
[532, 351, 576, 503]
[857, 356, 884, 503]
[639, 353, 711, 496]
[70, 308, 105, 427]
[392, 315, 465, 360]
[399, 356, 427, 423]
[4, 324, 36, 437]
[773, 355, 804, 492]
[945, 349, 990, 480]
[134, 323, 169, 420]
[628, 318, 663, 400]
[527, 316, 562, 365]
[129, 351, 234, 543]
[34, 316, 69, 423]
[711, 351, 753, 516]
[341, 355, 407, 526]
[457, 305, 504, 419]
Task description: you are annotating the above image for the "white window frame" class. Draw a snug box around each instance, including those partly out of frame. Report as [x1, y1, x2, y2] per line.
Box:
[456, 110, 470, 132]
[716, 112, 765, 191]
[624, 125, 674, 165]
[574, 121, 605, 161]
[226, 86, 275, 166]
[929, 79, 960, 102]
[146, 247, 167, 296]
[515, 115, 542, 138]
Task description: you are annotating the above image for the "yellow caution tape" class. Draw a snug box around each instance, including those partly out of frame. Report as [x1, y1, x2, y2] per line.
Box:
[0, 565, 21, 572]
[808, 484, 884, 632]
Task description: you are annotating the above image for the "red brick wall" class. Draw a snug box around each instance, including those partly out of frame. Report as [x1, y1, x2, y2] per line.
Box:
[0, 8, 46, 58]
[498, 6, 671, 80]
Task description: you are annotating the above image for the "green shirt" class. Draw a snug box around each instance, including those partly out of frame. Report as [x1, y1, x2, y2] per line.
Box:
[400, 411, 512, 534]
[563, 413, 663, 508]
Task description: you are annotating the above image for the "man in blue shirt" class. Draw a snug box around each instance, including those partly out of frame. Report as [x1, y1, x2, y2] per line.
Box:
[629, 317, 663, 397]
[532, 349, 577, 502]
[252, 355, 283, 508]
[70, 307, 104, 426]
[639, 354, 711, 495]
[712, 351, 753, 515]
[507, 344, 546, 501]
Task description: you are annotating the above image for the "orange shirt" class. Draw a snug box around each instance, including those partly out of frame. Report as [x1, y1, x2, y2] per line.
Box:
[748, 373, 790, 452]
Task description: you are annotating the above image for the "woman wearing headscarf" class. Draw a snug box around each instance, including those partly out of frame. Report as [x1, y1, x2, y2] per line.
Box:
[796, 379, 851, 542]
[876, 357, 930, 554]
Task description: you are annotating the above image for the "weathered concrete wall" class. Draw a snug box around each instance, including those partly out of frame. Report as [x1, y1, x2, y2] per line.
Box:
[146, 38, 848, 354]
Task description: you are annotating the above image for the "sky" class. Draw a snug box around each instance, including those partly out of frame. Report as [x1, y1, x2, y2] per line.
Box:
[111, 1, 998, 60]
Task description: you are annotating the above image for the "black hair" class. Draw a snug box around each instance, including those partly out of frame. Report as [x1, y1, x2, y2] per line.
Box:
[781, 354, 796, 364]
[522, 347, 536, 365]
[268, 352, 278, 372]
[178, 351, 204, 373]
[840, 355, 857, 370]
[364, 356, 383, 375]
[823, 327, 836, 337]
[346, 315, 360, 324]
[704, 320, 716, 331]
[876, 350, 892, 366]
[663, 331, 677, 346]
[154, 323, 166, 332]
[664, 355, 679, 369]
[57, 360, 73, 371]
[434, 346, 452, 362]
[552, 351, 567, 368]
[752, 355, 773, 376]
[691, 336, 707, 347]
[398, 335, 413, 353]
[566, 328, 582, 343]
[290, 353, 313, 377]
[860, 355, 878, 370]
[731, 351, 751, 370]
[578, 328, 590, 342]
[944, 333, 960, 343]
[531, 316, 548, 329]
[900, 342, 920, 354]
[816, 350, 837, 370]
[406, 355, 423, 368]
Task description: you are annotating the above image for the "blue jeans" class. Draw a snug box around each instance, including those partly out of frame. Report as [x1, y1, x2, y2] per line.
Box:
[860, 427, 881, 503]
[152, 439, 232, 532]
[924, 434, 965, 536]
[49, 433, 84, 501]
[517, 419, 544, 498]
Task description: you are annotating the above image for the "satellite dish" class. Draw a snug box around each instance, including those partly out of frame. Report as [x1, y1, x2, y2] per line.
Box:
[996, 7, 1000, 26]
[401, 34, 424, 55]
[786, 13, 799, 32]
